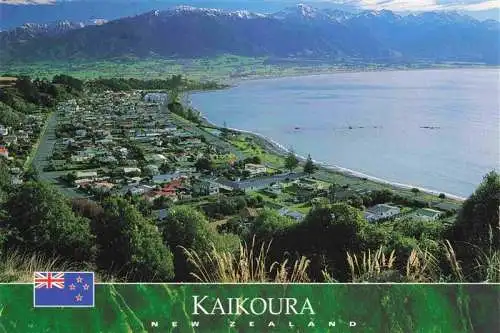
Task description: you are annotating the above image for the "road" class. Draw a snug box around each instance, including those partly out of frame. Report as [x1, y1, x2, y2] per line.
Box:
[31, 112, 88, 198]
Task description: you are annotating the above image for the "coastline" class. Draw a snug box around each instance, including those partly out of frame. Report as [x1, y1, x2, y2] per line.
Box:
[224, 64, 499, 86]
[201, 115, 467, 202]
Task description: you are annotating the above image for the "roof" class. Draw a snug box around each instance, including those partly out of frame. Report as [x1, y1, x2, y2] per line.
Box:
[367, 204, 399, 215]
[416, 208, 442, 218]
[217, 173, 304, 190]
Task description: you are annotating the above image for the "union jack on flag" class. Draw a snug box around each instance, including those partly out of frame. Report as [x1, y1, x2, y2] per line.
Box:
[34, 272, 65, 289]
[33, 272, 95, 308]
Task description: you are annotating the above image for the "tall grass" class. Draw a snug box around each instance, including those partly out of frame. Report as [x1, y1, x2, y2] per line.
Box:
[0, 250, 115, 282]
[0, 251, 75, 283]
[183, 237, 311, 283]
[346, 247, 399, 282]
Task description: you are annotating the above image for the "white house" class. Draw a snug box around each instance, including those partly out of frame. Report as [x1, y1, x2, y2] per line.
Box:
[75, 171, 98, 179]
[244, 163, 267, 176]
[146, 153, 167, 164]
[364, 204, 400, 222]
[0, 125, 9, 136]
[122, 167, 141, 175]
[144, 92, 168, 103]
[75, 129, 87, 137]
[192, 179, 220, 196]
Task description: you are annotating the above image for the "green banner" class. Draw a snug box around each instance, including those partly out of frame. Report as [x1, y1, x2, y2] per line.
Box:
[1, 284, 499, 333]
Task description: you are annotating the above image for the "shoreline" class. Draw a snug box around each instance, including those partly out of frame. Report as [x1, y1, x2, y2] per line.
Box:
[201, 115, 467, 202]
[224, 64, 499, 86]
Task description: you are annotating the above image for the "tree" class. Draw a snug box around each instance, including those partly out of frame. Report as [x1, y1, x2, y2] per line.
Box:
[303, 154, 316, 175]
[411, 188, 420, 195]
[94, 197, 174, 281]
[450, 171, 500, 256]
[23, 165, 39, 182]
[328, 184, 338, 203]
[439, 193, 446, 199]
[221, 121, 229, 139]
[195, 157, 213, 172]
[291, 203, 366, 280]
[284, 151, 299, 173]
[251, 209, 293, 241]
[3, 182, 96, 263]
[161, 206, 215, 280]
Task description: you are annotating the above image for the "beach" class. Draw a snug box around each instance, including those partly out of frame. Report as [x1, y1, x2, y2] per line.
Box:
[201, 115, 467, 203]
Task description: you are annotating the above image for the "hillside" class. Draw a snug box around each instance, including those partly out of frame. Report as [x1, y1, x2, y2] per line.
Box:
[0, 5, 498, 64]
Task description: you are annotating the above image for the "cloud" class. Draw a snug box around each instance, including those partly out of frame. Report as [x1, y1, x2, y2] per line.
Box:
[334, 0, 500, 11]
[0, 0, 56, 4]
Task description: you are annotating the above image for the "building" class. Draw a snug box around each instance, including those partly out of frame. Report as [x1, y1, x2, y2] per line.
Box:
[192, 179, 220, 196]
[216, 173, 303, 192]
[122, 167, 141, 175]
[153, 172, 185, 184]
[0, 146, 9, 158]
[244, 163, 267, 176]
[144, 92, 168, 103]
[279, 208, 305, 222]
[0, 125, 8, 136]
[75, 171, 98, 179]
[414, 208, 442, 221]
[364, 204, 400, 222]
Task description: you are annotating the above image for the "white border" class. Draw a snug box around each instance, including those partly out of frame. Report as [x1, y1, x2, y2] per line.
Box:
[33, 272, 95, 308]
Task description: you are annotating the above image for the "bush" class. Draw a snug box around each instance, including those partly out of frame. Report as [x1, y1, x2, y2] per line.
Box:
[3, 182, 96, 263]
[94, 197, 174, 281]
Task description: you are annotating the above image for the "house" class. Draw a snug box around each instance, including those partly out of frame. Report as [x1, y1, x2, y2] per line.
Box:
[216, 173, 303, 192]
[75, 129, 87, 137]
[144, 164, 160, 176]
[91, 182, 115, 193]
[122, 167, 141, 175]
[125, 184, 154, 196]
[144, 92, 168, 103]
[153, 172, 185, 184]
[192, 179, 220, 196]
[75, 171, 98, 179]
[117, 147, 129, 158]
[266, 182, 283, 195]
[414, 208, 442, 221]
[74, 179, 93, 188]
[146, 153, 167, 164]
[244, 164, 267, 176]
[150, 179, 186, 201]
[0, 125, 8, 136]
[0, 146, 9, 158]
[278, 208, 305, 222]
[364, 204, 401, 222]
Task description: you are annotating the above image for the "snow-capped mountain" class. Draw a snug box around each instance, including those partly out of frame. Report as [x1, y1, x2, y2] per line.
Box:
[0, 5, 498, 64]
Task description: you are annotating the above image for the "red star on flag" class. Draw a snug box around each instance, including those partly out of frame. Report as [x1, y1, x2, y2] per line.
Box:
[75, 294, 83, 302]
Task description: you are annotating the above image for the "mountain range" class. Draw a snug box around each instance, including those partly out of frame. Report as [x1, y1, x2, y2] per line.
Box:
[1, 4, 498, 64]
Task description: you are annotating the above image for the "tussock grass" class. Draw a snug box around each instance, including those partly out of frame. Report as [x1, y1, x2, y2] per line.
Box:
[0, 250, 75, 283]
[443, 240, 465, 282]
[0, 250, 116, 282]
[183, 237, 311, 283]
[346, 247, 398, 282]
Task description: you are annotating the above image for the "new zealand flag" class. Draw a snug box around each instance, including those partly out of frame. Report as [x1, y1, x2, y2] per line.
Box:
[33, 272, 95, 308]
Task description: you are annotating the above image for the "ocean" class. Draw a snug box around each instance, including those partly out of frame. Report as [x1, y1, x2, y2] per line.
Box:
[191, 68, 500, 197]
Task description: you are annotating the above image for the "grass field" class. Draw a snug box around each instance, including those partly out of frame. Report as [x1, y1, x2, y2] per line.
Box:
[0, 55, 398, 81]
